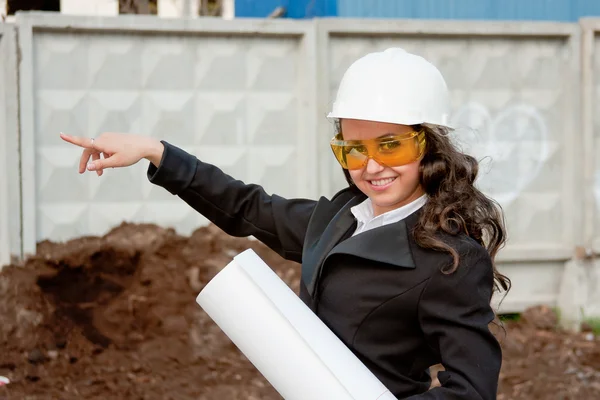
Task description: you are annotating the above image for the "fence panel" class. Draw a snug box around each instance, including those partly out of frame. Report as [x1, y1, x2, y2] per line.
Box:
[317, 19, 583, 312]
[15, 13, 319, 256]
[0, 23, 21, 268]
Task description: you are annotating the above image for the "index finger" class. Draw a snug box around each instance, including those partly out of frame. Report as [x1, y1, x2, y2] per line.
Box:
[60, 132, 94, 148]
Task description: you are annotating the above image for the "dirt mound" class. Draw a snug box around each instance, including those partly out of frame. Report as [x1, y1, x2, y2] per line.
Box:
[0, 223, 297, 399]
[497, 305, 600, 399]
[0, 223, 598, 399]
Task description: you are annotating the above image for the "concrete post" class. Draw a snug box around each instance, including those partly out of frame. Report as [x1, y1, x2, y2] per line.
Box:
[556, 258, 585, 331]
[0, 30, 9, 268]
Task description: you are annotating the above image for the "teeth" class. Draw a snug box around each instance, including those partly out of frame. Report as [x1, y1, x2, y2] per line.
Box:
[371, 178, 395, 186]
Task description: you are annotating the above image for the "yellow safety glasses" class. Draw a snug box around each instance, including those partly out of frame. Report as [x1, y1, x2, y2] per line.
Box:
[330, 130, 426, 170]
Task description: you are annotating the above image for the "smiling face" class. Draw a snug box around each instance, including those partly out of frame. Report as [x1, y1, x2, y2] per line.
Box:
[340, 118, 425, 217]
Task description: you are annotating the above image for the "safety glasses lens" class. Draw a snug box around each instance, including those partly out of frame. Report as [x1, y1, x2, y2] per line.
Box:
[330, 131, 425, 170]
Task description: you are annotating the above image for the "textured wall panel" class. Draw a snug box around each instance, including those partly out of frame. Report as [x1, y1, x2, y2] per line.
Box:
[30, 29, 311, 242]
[492, 261, 565, 312]
[325, 35, 574, 250]
[318, 23, 581, 314]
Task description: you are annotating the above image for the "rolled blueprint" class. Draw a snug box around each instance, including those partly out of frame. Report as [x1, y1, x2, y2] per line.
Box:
[196, 249, 396, 400]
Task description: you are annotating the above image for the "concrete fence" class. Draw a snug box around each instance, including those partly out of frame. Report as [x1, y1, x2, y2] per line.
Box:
[0, 12, 598, 324]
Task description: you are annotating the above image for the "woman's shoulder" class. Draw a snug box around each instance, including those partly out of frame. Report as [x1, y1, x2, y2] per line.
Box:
[441, 231, 489, 259]
[411, 230, 492, 272]
[409, 232, 495, 300]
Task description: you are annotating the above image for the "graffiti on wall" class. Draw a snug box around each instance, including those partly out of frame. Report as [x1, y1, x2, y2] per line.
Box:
[449, 102, 551, 207]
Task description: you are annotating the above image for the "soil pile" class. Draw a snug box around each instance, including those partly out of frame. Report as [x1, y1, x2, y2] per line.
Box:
[496, 305, 600, 399]
[0, 223, 598, 399]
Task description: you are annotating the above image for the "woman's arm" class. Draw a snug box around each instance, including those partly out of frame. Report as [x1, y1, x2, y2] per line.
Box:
[60, 132, 316, 263]
[406, 247, 502, 400]
[146, 141, 316, 262]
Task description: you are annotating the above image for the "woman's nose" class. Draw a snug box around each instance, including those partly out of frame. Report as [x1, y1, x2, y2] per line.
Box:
[365, 158, 384, 174]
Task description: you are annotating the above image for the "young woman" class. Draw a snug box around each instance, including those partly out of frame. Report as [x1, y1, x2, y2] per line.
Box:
[61, 48, 510, 399]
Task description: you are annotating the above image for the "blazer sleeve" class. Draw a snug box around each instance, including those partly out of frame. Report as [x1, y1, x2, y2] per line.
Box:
[146, 141, 317, 263]
[405, 248, 502, 400]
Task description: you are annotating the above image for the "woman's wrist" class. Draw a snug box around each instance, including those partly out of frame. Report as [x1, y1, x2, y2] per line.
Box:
[144, 138, 165, 167]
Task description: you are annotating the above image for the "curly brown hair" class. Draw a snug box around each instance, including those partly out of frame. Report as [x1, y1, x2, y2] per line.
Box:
[337, 122, 511, 294]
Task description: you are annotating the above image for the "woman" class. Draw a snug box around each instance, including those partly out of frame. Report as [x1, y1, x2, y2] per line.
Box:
[61, 48, 510, 399]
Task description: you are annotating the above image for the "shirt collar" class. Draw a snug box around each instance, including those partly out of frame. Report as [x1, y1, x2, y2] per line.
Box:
[350, 194, 428, 226]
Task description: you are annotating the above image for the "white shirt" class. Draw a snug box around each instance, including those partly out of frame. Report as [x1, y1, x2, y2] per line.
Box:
[350, 194, 428, 236]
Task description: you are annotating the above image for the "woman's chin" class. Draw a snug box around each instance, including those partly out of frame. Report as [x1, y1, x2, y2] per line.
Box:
[365, 188, 422, 213]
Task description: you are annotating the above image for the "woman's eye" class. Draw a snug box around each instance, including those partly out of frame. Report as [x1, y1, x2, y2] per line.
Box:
[379, 141, 401, 151]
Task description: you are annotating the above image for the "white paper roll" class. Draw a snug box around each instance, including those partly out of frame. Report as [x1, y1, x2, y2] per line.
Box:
[196, 249, 396, 400]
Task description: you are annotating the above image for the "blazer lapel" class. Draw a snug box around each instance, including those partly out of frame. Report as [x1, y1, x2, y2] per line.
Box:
[325, 219, 416, 269]
[303, 195, 364, 296]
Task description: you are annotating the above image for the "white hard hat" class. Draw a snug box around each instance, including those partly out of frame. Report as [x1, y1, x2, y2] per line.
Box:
[328, 48, 453, 129]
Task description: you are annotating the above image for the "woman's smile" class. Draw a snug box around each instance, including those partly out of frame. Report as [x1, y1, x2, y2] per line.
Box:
[367, 176, 397, 190]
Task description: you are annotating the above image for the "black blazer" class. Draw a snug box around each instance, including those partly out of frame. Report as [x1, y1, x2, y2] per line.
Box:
[148, 141, 502, 400]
